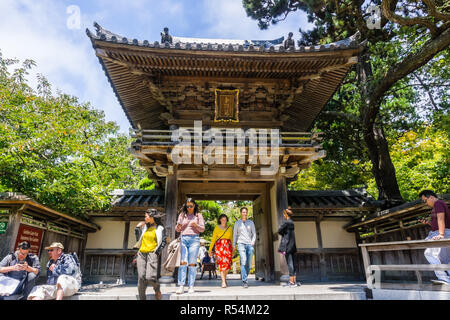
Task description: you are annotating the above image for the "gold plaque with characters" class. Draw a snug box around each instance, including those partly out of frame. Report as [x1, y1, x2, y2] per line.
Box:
[214, 89, 239, 122]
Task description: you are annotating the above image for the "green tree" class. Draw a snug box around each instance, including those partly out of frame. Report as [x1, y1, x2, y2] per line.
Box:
[244, 0, 450, 204]
[197, 200, 253, 242]
[0, 52, 146, 218]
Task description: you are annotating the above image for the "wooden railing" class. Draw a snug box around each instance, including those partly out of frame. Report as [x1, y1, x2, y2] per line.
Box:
[359, 239, 450, 291]
[82, 249, 137, 284]
[131, 128, 322, 147]
[295, 248, 363, 281]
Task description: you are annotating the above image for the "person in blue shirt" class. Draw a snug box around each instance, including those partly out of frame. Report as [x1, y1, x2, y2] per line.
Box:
[28, 242, 81, 300]
[0, 241, 41, 299]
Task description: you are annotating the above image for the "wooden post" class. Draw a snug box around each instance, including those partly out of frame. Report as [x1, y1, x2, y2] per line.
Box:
[275, 176, 289, 282]
[0, 207, 23, 258]
[265, 183, 275, 282]
[160, 167, 178, 283]
[119, 220, 130, 284]
[315, 213, 327, 281]
[360, 245, 371, 287]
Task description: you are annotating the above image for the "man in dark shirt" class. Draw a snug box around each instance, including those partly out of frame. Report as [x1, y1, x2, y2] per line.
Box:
[419, 190, 450, 285]
[0, 241, 41, 299]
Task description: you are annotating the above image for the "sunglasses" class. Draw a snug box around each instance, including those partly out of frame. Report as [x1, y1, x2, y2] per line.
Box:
[186, 205, 194, 209]
[47, 249, 57, 252]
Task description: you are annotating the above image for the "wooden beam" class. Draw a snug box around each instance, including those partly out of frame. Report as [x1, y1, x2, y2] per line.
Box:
[177, 169, 277, 181]
[179, 182, 266, 195]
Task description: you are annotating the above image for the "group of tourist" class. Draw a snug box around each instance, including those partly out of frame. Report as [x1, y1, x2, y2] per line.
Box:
[133, 197, 300, 300]
[0, 190, 448, 300]
[0, 241, 81, 300]
[133, 190, 450, 300]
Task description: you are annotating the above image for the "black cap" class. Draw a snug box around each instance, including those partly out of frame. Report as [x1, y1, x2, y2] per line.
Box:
[18, 241, 30, 250]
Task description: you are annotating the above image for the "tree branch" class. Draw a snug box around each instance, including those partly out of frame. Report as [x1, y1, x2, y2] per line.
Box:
[381, 0, 439, 36]
[364, 26, 450, 130]
[412, 73, 439, 111]
[422, 0, 450, 21]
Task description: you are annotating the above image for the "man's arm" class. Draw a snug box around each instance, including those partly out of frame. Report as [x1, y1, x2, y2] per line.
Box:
[250, 221, 257, 246]
[437, 212, 446, 237]
[0, 255, 17, 273]
[232, 221, 239, 248]
[26, 255, 41, 275]
[432, 201, 447, 239]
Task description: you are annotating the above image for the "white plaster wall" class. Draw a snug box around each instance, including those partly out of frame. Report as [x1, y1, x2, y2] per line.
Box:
[294, 221, 318, 248]
[321, 220, 357, 248]
[85, 219, 125, 249]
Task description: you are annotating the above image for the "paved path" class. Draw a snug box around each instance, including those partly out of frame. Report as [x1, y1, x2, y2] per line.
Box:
[70, 276, 367, 300]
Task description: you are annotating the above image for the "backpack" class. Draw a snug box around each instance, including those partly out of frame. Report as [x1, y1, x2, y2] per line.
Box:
[68, 252, 82, 275]
[10, 252, 34, 267]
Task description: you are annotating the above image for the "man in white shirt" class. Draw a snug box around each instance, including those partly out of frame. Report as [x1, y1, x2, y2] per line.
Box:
[232, 207, 256, 288]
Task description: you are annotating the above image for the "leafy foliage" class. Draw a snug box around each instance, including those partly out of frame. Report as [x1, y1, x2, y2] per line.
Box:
[244, 0, 449, 201]
[197, 200, 253, 242]
[0, 52, 146, 218]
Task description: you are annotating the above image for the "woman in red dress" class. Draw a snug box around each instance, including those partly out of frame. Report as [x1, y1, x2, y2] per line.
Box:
[209, 214, 233, 288]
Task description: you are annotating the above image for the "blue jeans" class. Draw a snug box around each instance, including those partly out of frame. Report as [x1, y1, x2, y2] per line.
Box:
[238, 243, 254, 283]
[178, 235, 200, 287]
[424, 229, 450, 283]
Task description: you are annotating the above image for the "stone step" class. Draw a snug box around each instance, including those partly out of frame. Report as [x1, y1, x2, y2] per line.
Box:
[68, 283, 367, 300]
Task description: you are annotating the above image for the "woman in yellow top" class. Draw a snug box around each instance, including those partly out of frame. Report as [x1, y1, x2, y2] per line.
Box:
[208, 214, 233, 288]
[134, 209, 166, 300]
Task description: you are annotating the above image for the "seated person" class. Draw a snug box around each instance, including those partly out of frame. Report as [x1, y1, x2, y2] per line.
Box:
[0, 241, 41, 300]
[202, 255, 211, 264]
[28, 242, 81, 300]
[201, 253, 217, 279]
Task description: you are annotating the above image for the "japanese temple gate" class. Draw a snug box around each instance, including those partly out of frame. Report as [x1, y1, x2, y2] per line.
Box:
[86, 23, 368, 282]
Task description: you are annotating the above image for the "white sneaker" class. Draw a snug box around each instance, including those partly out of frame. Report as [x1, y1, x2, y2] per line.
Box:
[188, 286, 195, 294]
[432, 279, 450, 285]
[176, 285, 184, 294]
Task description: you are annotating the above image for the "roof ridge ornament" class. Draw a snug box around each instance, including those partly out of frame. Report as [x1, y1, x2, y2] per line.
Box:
[283, 32, 295, 50]
[161, 27, 173, 44]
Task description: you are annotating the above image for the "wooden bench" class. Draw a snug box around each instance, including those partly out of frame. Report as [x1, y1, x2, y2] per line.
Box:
[200, 262, 217, 280]
[359, 239, 450, 291]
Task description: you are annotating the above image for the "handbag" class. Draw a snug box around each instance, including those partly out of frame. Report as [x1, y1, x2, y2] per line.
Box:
[163, 238, 181, 272]
[212, 225, 230, 253]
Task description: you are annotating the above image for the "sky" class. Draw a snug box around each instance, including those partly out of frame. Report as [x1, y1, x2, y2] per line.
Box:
[0, 0, 312, 133]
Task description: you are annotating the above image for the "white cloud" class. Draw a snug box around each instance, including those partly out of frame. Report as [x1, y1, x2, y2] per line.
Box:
[0, 0, 129, 131]
[200, 0, 312, 40]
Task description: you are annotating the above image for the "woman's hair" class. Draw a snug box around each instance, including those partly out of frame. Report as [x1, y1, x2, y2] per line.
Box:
[283, 207, 293, 218]
[180, 198, 199, 217]
[217, 214, 228, 225]
[145, 208, 163, 226]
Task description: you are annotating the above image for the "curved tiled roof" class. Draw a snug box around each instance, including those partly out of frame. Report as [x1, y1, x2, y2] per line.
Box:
[86, 23, 363, 131]
[86, 22, 361, 54]
[288, 189, 377, 209]
[110, 189, 165, 208]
